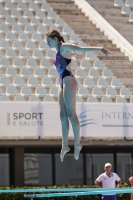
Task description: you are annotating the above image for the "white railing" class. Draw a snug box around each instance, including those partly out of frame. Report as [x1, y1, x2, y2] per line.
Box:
[73, 0, 133, 61]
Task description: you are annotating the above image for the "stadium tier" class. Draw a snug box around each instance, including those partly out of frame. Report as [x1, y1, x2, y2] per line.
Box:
[0, 0, 133, 103]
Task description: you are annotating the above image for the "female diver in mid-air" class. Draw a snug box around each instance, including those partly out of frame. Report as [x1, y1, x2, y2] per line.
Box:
[46, 30, 114, 162]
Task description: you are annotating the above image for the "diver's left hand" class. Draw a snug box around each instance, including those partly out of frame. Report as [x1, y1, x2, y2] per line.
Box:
[101, 48, 114, 56]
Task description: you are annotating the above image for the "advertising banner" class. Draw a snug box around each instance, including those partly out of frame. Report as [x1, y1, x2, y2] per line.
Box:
[0, 102, 133, 139]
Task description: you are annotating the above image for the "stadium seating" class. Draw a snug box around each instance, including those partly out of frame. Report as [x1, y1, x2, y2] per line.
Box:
[14, 95, 25, 101]
[0, 0, 132, 103]
[20, 68, 32, 77]
[21, 86, 33, 96]
[24, 25, 36, 33]
[86, 0, 133, 46]
[49, 86, 58, 97]
[0, 87, 4, 95]
[0, 41, 11, 49]
[116, 97, 127, 103]
[13, 41, 24, 49]
[102, 97, 113, 103]
[114, 0, 124, 7]
[78, 87, 90, 97]
[6, 86, 19, 96]
[121, 5, 131, 14]
[0, 58, 11, 67]
[42, 77, 54, 87]
[92, 87, 105, 97]
[75, 69, 87, 78]
[106, 87, 118, 97]
[0, 95, 10, 101]
[29, 95, 40, 101]
[83, 77, 95, 88]
[6, 68, 18, 77]
[120, 87, 132, 98]
[27, 77, 40, 87]
[0, 76, 12, 86]
[76, 96, 84, 102]
[0, 25, 10, 32]
[87, 96, 99, 102]
[34, 69, 47, 77]
[80, 59, 92, 69]
[130, 97, 133, 103]
[13, 58, 25, 68]
[129, 13, 133, 22]
[93, 60, 105, 69]
[97, 78, 109, 88]
[111, 78, 124, 88]
[89, 69, 100, 78]
[44, 96, 55, 101]
[35, 87, 48, 97]
[125, 0, 133, 7]
[13, 77, 26, 86]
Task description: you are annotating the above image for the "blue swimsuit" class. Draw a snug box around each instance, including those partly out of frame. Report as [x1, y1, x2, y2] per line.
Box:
[53, 48, 74, 88]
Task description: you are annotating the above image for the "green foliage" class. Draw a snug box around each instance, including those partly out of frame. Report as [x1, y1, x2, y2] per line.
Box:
[0, 185, 131, 200]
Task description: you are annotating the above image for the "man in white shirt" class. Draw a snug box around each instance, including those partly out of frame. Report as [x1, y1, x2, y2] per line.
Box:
[129, 176, 133, 200]
[95, 163, 122, 200]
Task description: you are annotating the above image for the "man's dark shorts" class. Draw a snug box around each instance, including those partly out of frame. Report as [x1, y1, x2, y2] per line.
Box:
[101, 195, 117, 200]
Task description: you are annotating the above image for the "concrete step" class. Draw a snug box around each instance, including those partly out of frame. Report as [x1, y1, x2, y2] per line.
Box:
[73, 32, 108, 40]
[119, 32, 133, 36]
[91, 6, 122, 12]
[46, 3, 79, 10]
[64, 21, 94, 26]
[87, 0, 114, 3]
[111, 69, 133, 78]
[67, 23, 96, 27]
[106, 64, 133, 70]
[112, 24, 133, 30]
[72, 28, 102, 34]
[56, 11, 87, 21]
[47, 0, 133, 94]
[123, 35, 133, 41]
[78, 34, 108, 40]
[102, 13, 127, 17]
[83, 41, 117, 48]
[97, 51, 125, 57]
[59, 14, 88, 20]
[64, 18, 92, 23]
[83, 39, 112, 44]
[99, 56, 129, 61]
[105, 16, 129, 22]
[87, 1, 114, 6]
[56, 10, 81, 14]
[47, 0, 73, 3]
[109, 21, 133, 27]
[97, 8, 123, 14]
[109, 48, 122, 52]
[76, 30, 105, 34]
[80, 32, 132, 42]
[88, 0, 133, 45]
[89, 5, 118, 11]
[114, 31, 133, 41]
[120, 78, 133, 87]
[103, 60, 133, 67]
[78, 32, 105, 37]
